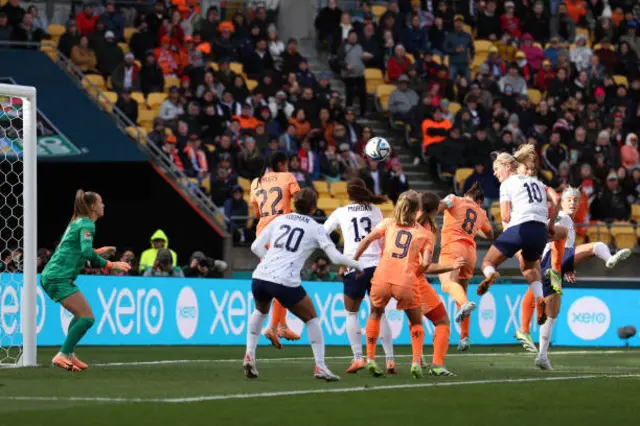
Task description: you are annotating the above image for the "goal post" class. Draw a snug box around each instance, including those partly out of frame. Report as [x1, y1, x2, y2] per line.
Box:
[0, 83, 37, 367]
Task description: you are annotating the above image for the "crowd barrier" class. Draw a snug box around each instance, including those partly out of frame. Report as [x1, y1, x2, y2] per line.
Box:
[1, 275, 638, 347]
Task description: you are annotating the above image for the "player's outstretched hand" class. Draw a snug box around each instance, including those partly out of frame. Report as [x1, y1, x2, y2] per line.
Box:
[96, 246, 117, 256]
[111, 261, 132, 272]
[454, 257, 467, 269]
[547, 225, 556, 239]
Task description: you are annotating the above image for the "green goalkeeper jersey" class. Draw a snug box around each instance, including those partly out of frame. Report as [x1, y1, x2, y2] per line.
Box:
[41, 217, 107, 282]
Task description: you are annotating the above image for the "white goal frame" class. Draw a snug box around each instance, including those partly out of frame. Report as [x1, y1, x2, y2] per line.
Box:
[0, 83, 37, 367]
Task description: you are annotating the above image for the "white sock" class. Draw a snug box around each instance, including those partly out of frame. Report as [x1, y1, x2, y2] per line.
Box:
[539, 317, 556, 356]
[379, 314, 395, 362]
[482, 265, 496, 278]
[246, 310, 267, 358]
[593, 242, 612, 262]
[530, 281, 543, 299]
[306, 317, 326, 368]
[346, 312, 363, 360]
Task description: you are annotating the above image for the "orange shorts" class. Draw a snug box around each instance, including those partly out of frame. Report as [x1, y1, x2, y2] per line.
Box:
[417, 278, 444, 315]
[440, 241, 477, 280]
[370, 281, 420, 311]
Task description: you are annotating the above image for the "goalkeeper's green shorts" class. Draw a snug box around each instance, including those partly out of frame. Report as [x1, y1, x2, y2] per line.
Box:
[40, 277, 79, 303]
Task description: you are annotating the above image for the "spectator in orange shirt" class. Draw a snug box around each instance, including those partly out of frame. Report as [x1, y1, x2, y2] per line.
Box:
[233, 104, 263, 131]
[155, 35, 185, 77]
[565, 0, 587, 26]
[76, 4, 98, 37]
[289, 108, 312, 140]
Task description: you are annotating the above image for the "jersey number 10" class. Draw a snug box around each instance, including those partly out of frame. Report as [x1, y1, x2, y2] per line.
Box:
[523, 182, 543, 203]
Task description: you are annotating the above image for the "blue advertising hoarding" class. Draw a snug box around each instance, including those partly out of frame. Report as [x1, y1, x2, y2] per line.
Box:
[1, 274, 639, 347]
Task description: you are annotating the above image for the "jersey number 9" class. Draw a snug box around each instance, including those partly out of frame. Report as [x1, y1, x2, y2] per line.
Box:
[391, 230, 412, 259]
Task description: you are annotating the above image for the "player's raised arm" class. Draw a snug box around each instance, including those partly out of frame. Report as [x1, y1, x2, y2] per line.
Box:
[353, 224, 386, 261]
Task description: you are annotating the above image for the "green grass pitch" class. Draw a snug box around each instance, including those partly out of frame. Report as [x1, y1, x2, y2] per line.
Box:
[1, 345, 639, 426]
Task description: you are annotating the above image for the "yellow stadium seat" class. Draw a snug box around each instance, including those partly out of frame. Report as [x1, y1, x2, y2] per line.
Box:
[463, 24, 472, 35]
[125, 126, 145, 140]
[238, 177, 251, 192]
[365, 68, 385, 95]
[490, 202, 501, 222]
[432, 55, 441, 64]
[317, 198, 341, 215]
[406, 53, 415, 64]
[147, 92, 167, 109]
[610, 222, 637, 249]
[576, 27, 591, 45]
[528, 88, 542, 105]
[632, 204, 640, 222]
[379, 200, 395, 216]
[574, 234, 586, 246]
[613, 75, 628, 87]
[164, 77, 180, 91]
[375, 84, 396, 112]
[330, 181, 347, 199]
[448, 102, 461, 116]
[371, 5, 387, 20]
[533, 42, 543, 49]
[47, 24, 65, 38]
[83, 74, 105, 89]
[586, 223, 612, 245]
[540, 169, 553, 182]
[118, 42, 129, 54]
[124, 27, 136, 42]
[137, 109, 156, 127]
[313, 180, 331, 198]
[454, 168, 473, 194]
[103, 91, 118, 103]
[130, 91, 146, 105]
[246, 79, 258, 92]
[229, 62, 244, 75]
[201, 178, 211, 195]
[208, 62, 219, 71]
[474, 40, 492, 54]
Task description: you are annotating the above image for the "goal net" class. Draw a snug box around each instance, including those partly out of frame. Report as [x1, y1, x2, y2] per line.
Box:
[0, 83, 37, 367]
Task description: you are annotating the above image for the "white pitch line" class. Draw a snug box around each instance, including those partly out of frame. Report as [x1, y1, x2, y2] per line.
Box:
[92, 350, 630, 368]
[1, 374, 639, 404]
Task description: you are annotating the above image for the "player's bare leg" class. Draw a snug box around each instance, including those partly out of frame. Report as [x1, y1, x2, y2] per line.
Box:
[478, 246, 506, 295]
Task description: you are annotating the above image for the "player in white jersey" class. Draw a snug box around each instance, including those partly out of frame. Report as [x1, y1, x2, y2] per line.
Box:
[244, 188, 363, 381]
[323, 178, 397, 375]
[477, 152, 560, 301]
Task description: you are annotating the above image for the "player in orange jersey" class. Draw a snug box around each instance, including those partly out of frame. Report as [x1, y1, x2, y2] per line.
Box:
[250, 151, 300, 348]
[353, 190, 433, 379]
[416, 191, 466, 376]
[437, 182, 493, 352]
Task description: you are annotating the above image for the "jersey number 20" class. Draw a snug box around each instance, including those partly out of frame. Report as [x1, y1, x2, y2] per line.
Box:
[255, 187, 284, 217]
[274, 225, 304, 252]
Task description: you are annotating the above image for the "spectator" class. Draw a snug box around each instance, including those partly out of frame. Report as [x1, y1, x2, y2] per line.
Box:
[237, 136, 264, 179]
[140, 50, 165, 95]
[444, 15, 474, 81]
[521, 33, 544, 72]
[499, 63, 528, 96]
[544, 36, 568, 68]
[476, 0, 501, 41]
[0, 12, 11, 42]
[408, 0, 434, 29]
[154, 35, 184, 78]
[387, 44, 412, 82]
[524, 1, 550, 44]
[196, 71, 224, 99]
[111, 52, 140, 92]
[337, 30, 367, 115]
[315, 0, 342, 50]
[629, 167, 640, 204]
[100, 1, 124, 41]
[58, 20, 81, 58]
[76, 4, 98, 37]
[513, 51, 534, 85]
[26, 5, 46, 34]
[388, 158, 410, 204]
[570, 34, 593, 72]
[595, 38, 618, 73]
[500, 1, 521, 38]
[184, 133, 209, 181]
[159, 86, 184, 126]
[434, 0, 454, 31]
[620, 20, 640, 57]
[462, 162, 500, 208]
[296, 59, 316, 89]
[550, 161, 573, 192]
[302, 256, 338, 281]
[267, 24, 285, 62]
[621, 133, 639, 170]
[70, 36, 98, 73]
[289, 154, 313, 188]
[356, 156, 389, 195]
[617, 41, 639, 77]
[139, 230, 177, 270]
[229, 75, 250, 101]
[231, 103, 259, 132]
[542, 131, 570, 174]
[11, 13, 45, 44]
[0, 0, 24, 28]
[210, 152, 238, 206]
[199, 6, 220, 43]
[279, 123, 298, 154]
[213, 22, 236, 61]
[320, 144, 343, 181]
[143, 248, 183, 277]
[97, 31, 124, 78]
[162, 135, 184, 172]
[115, 89, 138, 123]
[298, 137, 321, 179]
[422, 107, 452, 161]
[484, 46, 507, 79]
[428, 16, 447, 58]
[148, 117, 167, 147]
[282, 37, 304, 74]
[330, 12, 353, 55]
[245, 37, 274, 79]
[389, 74, 419, 123]
[289, 108, 311, 141]
[404, 13, 428, 56]
[547, 67, 571, 104]
[550, 3, 577, 42]
[536, 59, 556, 91]
[360, 22, 384, 69]
[129, 21, 154, 62]
[591, 170, 631, 221]
[88, 19, 106, 53]
[183, 251, 227, 278]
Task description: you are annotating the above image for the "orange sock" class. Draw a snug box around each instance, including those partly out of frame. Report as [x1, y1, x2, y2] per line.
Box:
[278, 306, 288, 327]
[271, 300, 286, 329]
[365, 318, 381, 361]
[433, 324, 450, 366]
[410, 324, 425, 364]
[521, 288, 535, 334]
[457, 302, 470, 339]
[443, 281, 468, 306]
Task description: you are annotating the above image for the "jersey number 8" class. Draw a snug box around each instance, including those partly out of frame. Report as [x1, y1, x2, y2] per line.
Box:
[274, 224, 305, 252]
[461, 208, 477, 235]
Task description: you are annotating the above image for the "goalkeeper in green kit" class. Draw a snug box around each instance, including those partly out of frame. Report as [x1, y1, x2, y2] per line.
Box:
[41, 190, 131, 371]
